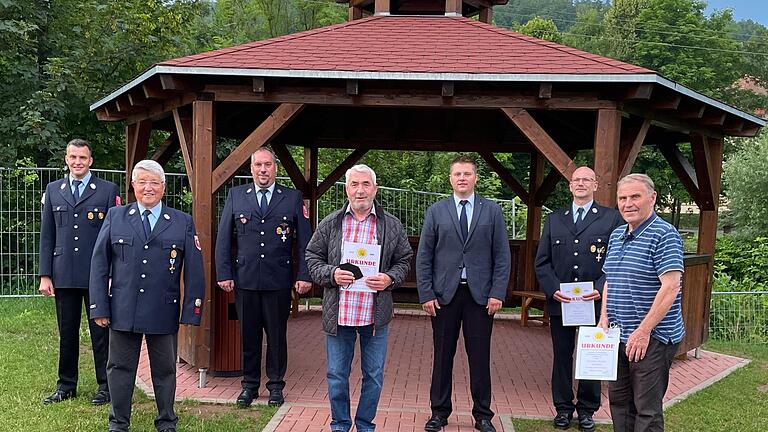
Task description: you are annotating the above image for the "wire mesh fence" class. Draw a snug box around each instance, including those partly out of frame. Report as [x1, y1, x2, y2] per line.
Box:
[709, 291, 768, 343]
[0, 167, 520, 296]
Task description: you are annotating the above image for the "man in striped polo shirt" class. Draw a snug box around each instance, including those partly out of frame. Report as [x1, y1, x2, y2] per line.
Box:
[306, 164, 413, 432]
[599, 173, 685, 432]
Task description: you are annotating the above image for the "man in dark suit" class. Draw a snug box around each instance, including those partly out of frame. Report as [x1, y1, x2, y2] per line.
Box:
[89, 159, 204, 432]
[215, 146, 312, 407]
[535, 166, 623, 432]
[39, 138, 121, 406]
[417, 155, 511, 432]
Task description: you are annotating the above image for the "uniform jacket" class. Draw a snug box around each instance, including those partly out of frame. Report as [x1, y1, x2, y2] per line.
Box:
[305, 201, 413, 336]
[215, 183, 311, 290]
[39, 174, 121, 289]
[88, 202, 205, 335]
[416, 195, 511, 306]
[534, 202, 624, 316]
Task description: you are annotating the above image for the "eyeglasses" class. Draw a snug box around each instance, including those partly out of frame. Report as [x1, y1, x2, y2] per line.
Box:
[570, 178, 595, 184]
[135, 180, 163, 188]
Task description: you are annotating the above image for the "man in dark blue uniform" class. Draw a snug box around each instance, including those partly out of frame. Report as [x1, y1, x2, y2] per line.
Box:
[89, 160, 204, 432]
[535, 166, 624, 432]
[215, 146, 312, 407]
[39, 138, 121, 406]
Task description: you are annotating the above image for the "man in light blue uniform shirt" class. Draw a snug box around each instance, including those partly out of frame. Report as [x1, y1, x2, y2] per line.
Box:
[599, 173, 684, 432]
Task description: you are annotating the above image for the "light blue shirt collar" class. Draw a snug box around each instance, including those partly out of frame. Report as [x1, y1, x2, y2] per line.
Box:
[69, 171, 92, 195]
[256, 182, 276, 204]
[136, 202, 163, 230]
[572, 200, 593, 223]
[453, 193, 475, 209]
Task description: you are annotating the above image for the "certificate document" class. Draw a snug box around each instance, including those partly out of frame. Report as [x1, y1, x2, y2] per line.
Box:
[560, 281, 596, 326]
[340, 241, 381, 293]
[575, 326, 620, 381]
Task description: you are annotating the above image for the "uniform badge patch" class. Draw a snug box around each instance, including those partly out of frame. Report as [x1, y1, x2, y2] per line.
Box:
[194, 298, 202, 307]
[276, 223, 291, 242]
[303, 205, 309, 219]
[194, 235, 202, 251]
[115, 195, 122, 206]
[87, 212, 94, 220]
[90, 183, 96, 190]
[98, 212, 104, 220]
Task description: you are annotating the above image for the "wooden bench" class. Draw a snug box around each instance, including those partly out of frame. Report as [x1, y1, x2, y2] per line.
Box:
[510, 290, 549, 327]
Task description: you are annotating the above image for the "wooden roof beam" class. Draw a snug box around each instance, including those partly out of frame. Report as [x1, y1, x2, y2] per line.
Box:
[317, 148, 369, 196]
[143, 78, 175, 99]
[534, 149, 579, 206]
[722, 117, 744, 135]
[624, 83, 654, 100]
[346, 79, 359, 96]
[271, 143, 310, 195]
[252, 77, 266, 93]
[127, 91, 151, 108]
[690, 134, 716, 210]
[701, 109, 726, 126]
[212, 103, 305, 192]
[538, 83, 552, 99]
[501, 107, 576, 180]
[678, 102, 706, 119]
[478, 151, 529, 201]
[95, 105, 125, 121]
[150, 134, 178, 167]
[651, 94, 682, 110]
[442, 81, 455, 97]
[173, 108, 195, 189]
[159, 74, 196, 92]
[618, 118, 651, 178]
[659, 143, 699, 201]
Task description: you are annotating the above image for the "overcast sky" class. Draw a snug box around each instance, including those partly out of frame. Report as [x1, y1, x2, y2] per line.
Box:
[704, 0, 768, 25]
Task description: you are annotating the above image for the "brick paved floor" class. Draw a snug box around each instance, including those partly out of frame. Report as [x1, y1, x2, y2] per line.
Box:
[135, 309, 748, 431]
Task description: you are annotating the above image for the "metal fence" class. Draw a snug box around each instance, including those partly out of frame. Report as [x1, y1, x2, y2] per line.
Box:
[0, 167, 521, 297]
[709, 291, 768, 343]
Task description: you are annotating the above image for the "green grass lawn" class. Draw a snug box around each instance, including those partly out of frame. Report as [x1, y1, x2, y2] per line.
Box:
[0, 297, 275, 432]
[512, 341, 768, 432]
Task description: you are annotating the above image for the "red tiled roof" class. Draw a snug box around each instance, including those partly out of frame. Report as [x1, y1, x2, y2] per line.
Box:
[160, 15, 652, 75]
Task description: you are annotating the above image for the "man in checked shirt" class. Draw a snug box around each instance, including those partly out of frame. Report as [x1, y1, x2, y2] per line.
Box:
[306, 164, 413, 432]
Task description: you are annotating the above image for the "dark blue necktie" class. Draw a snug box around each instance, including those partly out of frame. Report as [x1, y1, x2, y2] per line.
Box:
[575, 207, 585, 231]
[259, 189, 268, 215]
[459, 200, 469, 243]
[142, 209, 152, 239]
[72, 180, 82, 202]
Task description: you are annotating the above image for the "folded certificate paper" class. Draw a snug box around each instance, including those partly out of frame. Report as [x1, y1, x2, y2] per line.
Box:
[575, 327, 620, 381]
[560, 281, 596, 326]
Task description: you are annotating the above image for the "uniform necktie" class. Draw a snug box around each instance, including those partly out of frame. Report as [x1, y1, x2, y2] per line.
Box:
[142, 209, 152, 239]
[459, 200, 469, 243]
[72, 180, 82, 202]
[575, 207, 585, 231]
[259, 189, 268, 215]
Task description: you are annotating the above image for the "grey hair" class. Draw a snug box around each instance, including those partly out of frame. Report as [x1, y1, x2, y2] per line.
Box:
[618, 173, 655, 193]
[251, 146, 277, 164]
[131, 160, 166, 183]
[345, 164, 377, 185]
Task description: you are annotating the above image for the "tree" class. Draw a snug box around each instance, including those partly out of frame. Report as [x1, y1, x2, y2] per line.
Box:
[722, 133, 768, 238]
[516, 17, 563, 43]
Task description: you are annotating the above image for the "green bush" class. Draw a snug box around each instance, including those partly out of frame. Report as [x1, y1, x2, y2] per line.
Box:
[714, 236, 768, 283]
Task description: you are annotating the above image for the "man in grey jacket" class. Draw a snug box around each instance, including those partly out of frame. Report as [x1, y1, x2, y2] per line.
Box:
[306, 164, 412, 432]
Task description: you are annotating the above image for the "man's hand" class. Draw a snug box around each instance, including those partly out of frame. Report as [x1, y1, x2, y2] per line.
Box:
[334, 268, 355, 287]
[486, 298, 502, 315]
[294, 280, 312, 294]
[218, 279, 235, 292]
[365, 273, 392, 291]
[597, 314, 609, 333]
[94, 317, 110, 328]
[581, 290, 601, 301]
[553, 290, 571, 303]
[39, 276, 55, 297]
[626, 327, 651, 362]
[422, 299, 440, 317]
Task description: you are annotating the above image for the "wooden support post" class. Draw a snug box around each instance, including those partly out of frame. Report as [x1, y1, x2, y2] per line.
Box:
[124, 120, 152, 203]
[304, 146, 320, 303]
[183, 98, 215, 369]
[374, 0, 390, 15]
[349, 5, 363, 21]
[523, 152, 544, 292]
[691, 134, 716, 210]
[445, 0, 462, 15]
[479, 6, 493, 23]
[173, 108, 195, 191]
[593, 109, 622, 206]
[696, 136, 723, 345]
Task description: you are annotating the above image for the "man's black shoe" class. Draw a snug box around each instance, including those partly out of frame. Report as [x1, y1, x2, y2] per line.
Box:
[158, 429, 176, 432]
[236, 388, 256, 407]
[554, 412, 573, 430]
[268, 388, 284, 406]
[91, 389, 110, 406]
[424, 415, 448, 431]
[578, 413, 596, 432]
[43, 389, 76, 405]
[474, 419, 497, 432]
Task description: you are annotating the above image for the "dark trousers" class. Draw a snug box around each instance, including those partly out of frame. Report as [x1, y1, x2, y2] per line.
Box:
[609, 339, 679, 432]
[107, 329, 178, 432]
[54, 288, 109, 392]
[236, 288, 291, 391]
[430, 283, 494, 421]
[550, 315, 601, 415]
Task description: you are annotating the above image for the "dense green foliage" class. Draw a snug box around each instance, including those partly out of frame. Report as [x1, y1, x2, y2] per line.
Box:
[722, 132, 768, 237]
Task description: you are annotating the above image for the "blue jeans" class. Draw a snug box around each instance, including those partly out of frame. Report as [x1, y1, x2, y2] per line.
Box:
[326, 324, 389, 432]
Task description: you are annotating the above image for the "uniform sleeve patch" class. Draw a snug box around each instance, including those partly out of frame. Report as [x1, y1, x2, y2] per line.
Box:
[90, 304, 97, 309]
[303, 205, 309, 219]
[115, 195, 121, 206]
[194, 235, 202, 251]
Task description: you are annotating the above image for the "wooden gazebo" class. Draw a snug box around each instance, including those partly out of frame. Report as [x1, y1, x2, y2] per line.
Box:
[90, 0, 765, 376]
